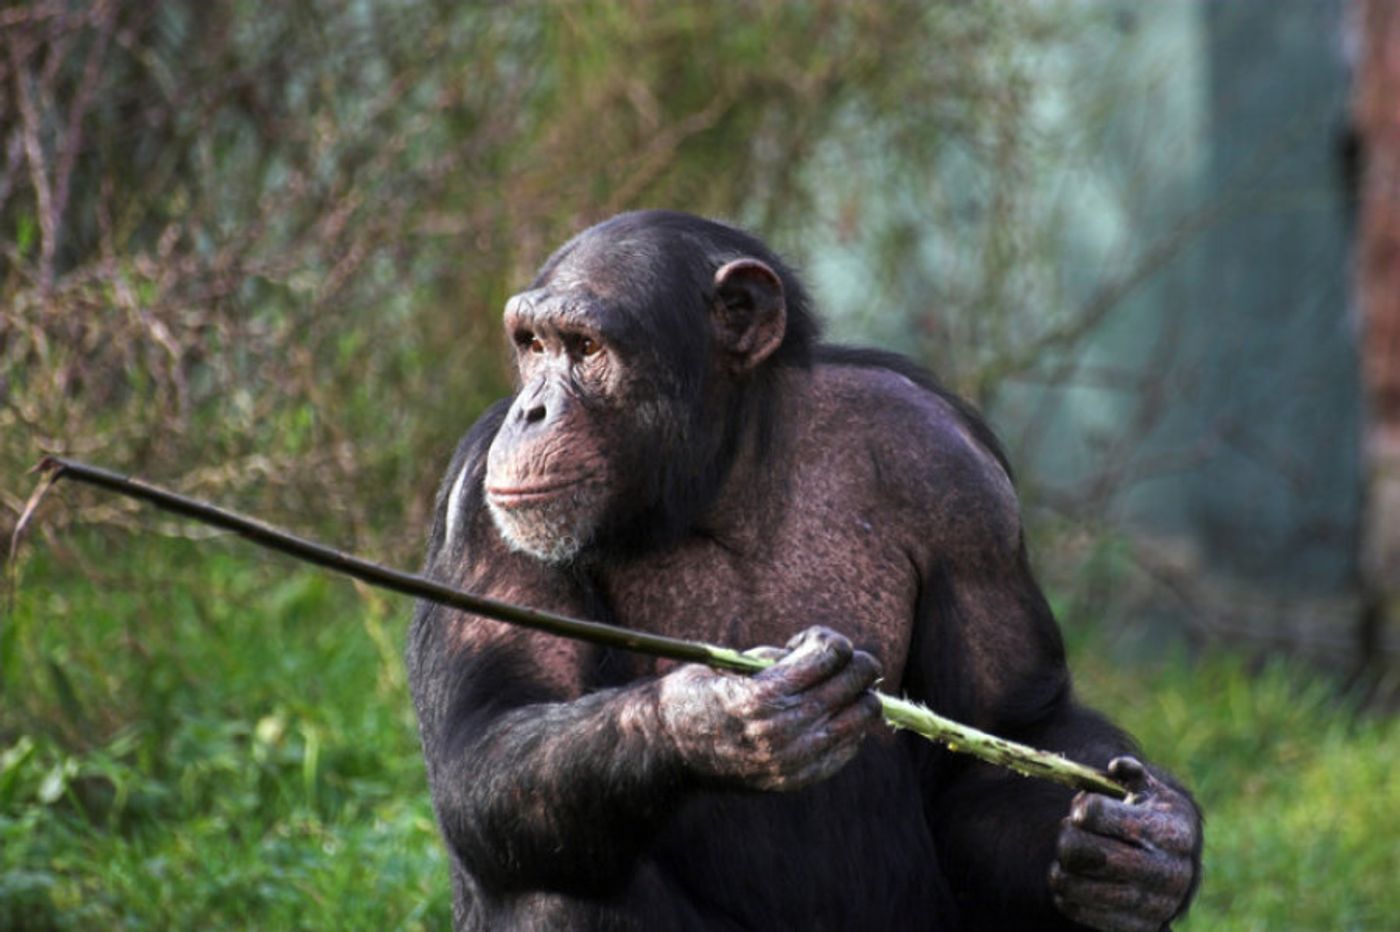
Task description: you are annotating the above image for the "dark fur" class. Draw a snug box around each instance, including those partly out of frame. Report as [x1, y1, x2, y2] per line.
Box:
[407, 211, 1201, 930]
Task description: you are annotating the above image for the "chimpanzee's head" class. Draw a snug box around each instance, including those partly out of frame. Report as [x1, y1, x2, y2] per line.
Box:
[483, 210, 817, 563]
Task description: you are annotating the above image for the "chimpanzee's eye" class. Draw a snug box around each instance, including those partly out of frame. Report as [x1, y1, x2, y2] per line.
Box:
[580, 337, 601, 357]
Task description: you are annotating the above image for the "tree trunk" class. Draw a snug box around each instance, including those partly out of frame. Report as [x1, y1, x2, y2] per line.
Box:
[1354, 0, 1400, 693]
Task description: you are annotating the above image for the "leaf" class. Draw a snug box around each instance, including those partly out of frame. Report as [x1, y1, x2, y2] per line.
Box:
[37, 762, 68, 805]
[0, 736, 37, 806]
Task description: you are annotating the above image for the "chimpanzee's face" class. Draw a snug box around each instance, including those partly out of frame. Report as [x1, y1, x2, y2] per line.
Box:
[484, 258, 694, 564]
[482, 221, 787, 564]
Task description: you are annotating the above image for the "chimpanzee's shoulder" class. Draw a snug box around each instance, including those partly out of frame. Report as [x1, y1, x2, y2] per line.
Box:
[807, 349, 1020, 548]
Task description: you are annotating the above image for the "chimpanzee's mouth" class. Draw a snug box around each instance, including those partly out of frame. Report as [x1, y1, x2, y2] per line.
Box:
[486, 476, 593, 507]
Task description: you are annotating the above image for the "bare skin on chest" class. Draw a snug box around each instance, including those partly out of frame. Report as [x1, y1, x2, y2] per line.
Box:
[598, 365, 934, 684]
[599, 489, 918, 683]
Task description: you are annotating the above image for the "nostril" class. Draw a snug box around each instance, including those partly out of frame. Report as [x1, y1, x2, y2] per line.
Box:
[525, 404, 547, 424]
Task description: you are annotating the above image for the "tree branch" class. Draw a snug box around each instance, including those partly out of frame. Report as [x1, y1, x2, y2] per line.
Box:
[21, 455, 1127, 799]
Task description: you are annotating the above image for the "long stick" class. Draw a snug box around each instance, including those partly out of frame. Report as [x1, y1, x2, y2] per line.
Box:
[26, 456, 1127, 799]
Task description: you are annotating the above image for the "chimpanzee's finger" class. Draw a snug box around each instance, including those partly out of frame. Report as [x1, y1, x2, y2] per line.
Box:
[1050, 860, 1181, 932]
[827, 690, 883, 741]
[1070, 789, 1198, 856]
[804, 648, 881, 705]
[755, 627, 853, 694]
[745, 650, 880, 744]
[784, 694, 882, 785]
[784, 626, 847, 653]
[781, 625, 858, 660]
[1106, 756, 1149, 792]
[1055, 824, 1189, 893]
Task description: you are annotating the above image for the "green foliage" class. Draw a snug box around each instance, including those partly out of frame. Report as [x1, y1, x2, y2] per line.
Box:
[1, 0, 1044, 563]
[1, 534, 449, 928]
[1066, 629, 1400, 931]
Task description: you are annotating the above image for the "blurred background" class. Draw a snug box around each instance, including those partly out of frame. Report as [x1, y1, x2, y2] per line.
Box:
[2, 2, 1397, 928]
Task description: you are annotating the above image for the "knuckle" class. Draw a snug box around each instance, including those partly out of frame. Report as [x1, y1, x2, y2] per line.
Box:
[852, 647, 880, 671]
[729, 680, 772, 711]
[682, 663, 715, 685]
[1070, 794, 1093, 826]
[742, 715, 775, 740]
[714, 688, 745, 717]
[800, 625, 851, 655]
[743, 725, 776, 757]
[784, 627, 818, 650]
[827, 634, 855, 659]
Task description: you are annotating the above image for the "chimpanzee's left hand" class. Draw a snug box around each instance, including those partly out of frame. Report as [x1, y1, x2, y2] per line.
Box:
[1049, 756, 1201, 932]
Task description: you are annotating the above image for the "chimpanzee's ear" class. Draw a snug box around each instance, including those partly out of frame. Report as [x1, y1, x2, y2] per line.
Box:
[712, 258, 787, 371]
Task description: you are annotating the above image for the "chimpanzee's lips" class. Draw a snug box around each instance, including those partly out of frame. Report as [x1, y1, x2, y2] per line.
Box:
[486, 476, 591, 506]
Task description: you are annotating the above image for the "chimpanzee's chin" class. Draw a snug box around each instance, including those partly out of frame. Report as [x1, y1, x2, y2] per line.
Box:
[487, 498, 593, 565]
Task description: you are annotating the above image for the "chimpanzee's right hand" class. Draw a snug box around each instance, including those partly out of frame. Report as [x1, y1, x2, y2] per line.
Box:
[656, 626, 883, 792]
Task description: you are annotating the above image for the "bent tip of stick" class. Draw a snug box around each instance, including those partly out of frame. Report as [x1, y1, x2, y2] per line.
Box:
[11, 458, 67, 560]
[29, 455, 67, 477]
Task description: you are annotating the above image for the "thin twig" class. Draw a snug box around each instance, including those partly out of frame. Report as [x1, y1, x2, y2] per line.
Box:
[50, 0, 116, 250]
[7, 31, 55, 292]
[24, 455, 1128, 799]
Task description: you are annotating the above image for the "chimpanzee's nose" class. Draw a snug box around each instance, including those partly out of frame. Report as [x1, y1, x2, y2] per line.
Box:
[525, 403, 547, 424]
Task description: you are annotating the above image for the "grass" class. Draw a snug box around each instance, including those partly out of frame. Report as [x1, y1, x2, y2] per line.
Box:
[2, 530, 1397, 929]
[1066, 627, 1399, 931]
[1, 534, 449, 930]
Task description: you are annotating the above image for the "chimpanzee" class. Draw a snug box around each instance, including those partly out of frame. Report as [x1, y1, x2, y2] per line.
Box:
[407, 210, 1201, 931]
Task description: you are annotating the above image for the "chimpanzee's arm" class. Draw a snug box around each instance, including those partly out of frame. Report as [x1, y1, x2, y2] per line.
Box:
[409, 599, 685, 894]
[908, 539, 1201, 930]
[410, 599, 879, 895]
[871, 386, 1202, 929]
[406, 409, 687, 893]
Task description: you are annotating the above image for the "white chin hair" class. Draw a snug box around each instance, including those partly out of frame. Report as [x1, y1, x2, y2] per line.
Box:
[487, 495, 593, 565]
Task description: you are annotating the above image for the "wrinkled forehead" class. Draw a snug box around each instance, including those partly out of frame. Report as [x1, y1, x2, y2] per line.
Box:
[503, 240, 659, 334]
[533, 233, 674, 304]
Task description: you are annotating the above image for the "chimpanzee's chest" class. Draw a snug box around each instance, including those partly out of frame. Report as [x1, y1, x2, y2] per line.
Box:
[598, 508, 922, 684]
